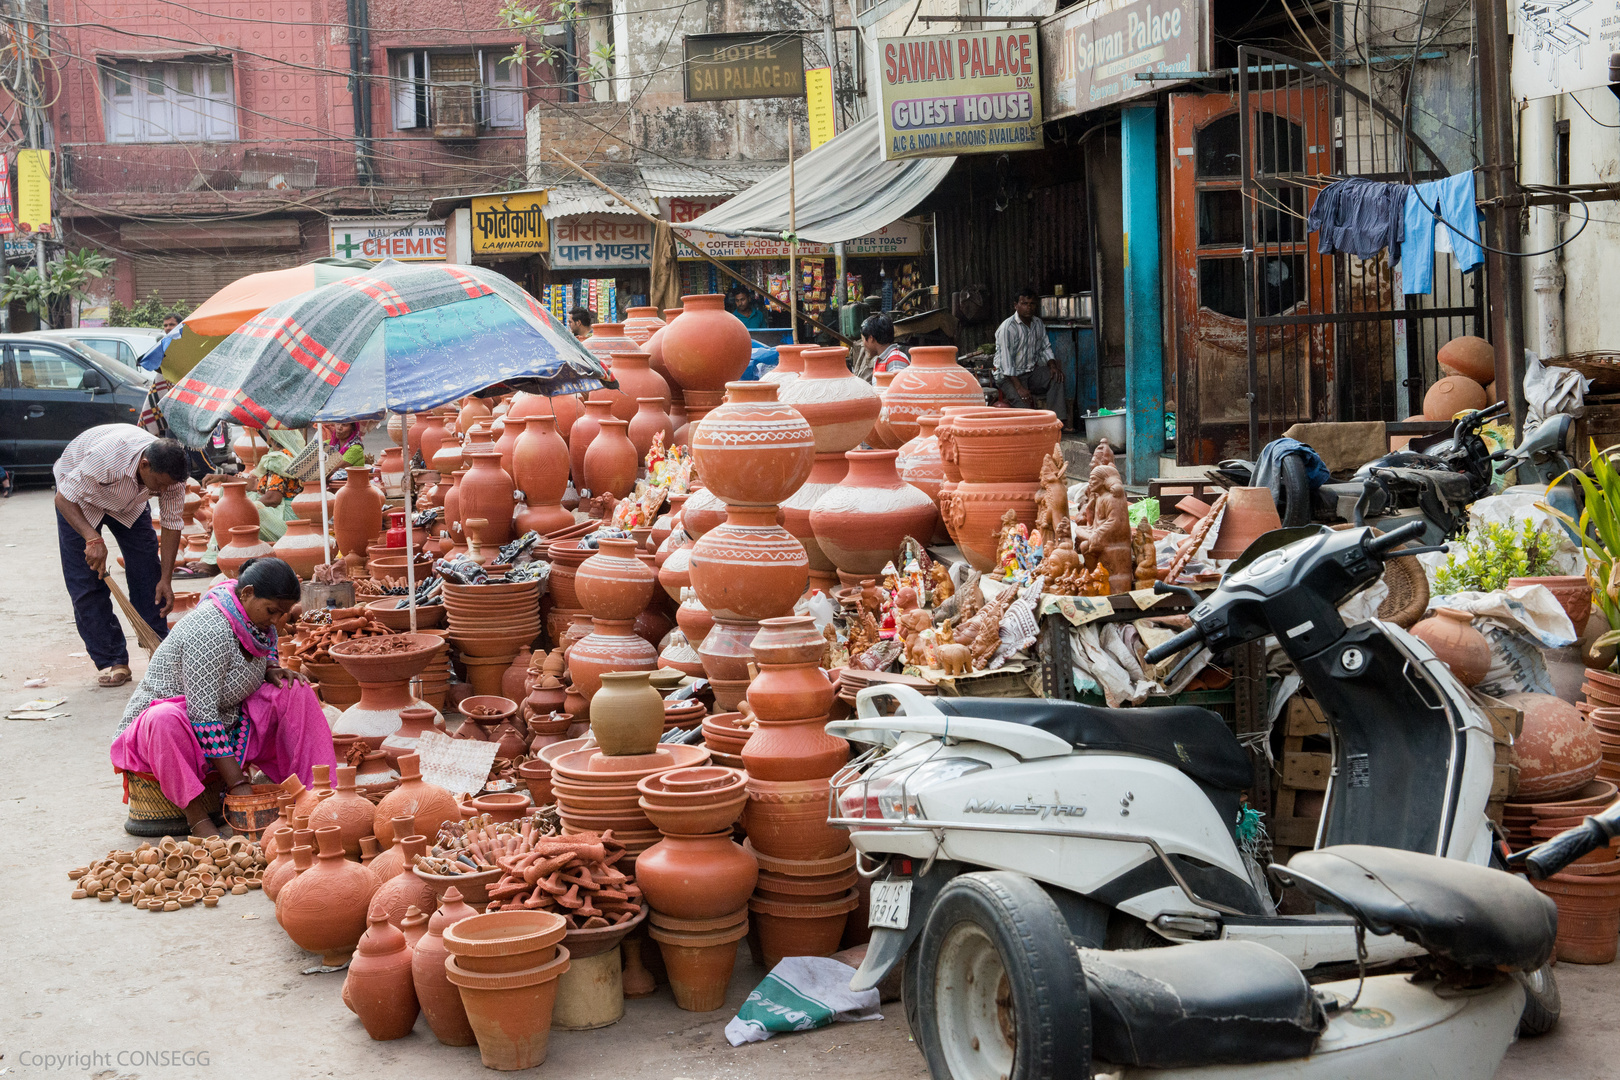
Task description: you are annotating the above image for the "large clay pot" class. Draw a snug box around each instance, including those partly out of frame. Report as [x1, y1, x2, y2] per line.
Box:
[274, 518, 327, 579]
[344, 909, 420, 1040]
[691, 382, 816, 507]
[742, 778, 851, 860]
[444, 948, 570, 1071]
[569, 399, 613, 489]
[491, 417, 521, 478]
[680, 485, 727, 540]
[1208, 487, 1283, 560]
[781, 452, 848, 589]
[660, 294, 752, 392]
[763, 342, 814, 386]
[809, 450, 937, 577]
[459, 451, 516, 547]
[1505, 691, 1603, 800]
[576, 536, 658, 621]
[567, 619, 659, 708]
[1509, 575, 1594, 637]
[218, 524, 273, 578]
[590, 671, 665, 755]
[636, 832, 759, 919]
[372, 835, 439, 927]
[458, 396, 493, 435]
[778, 347, 882, 454]
[417, 412, 452, 464]
[870, 369, 902, 449]
[234, 431, 266, 468]
[879, 345, 984, 444]
[898, 417, 950, 544]
[1438, 335, 1496, 383]
[627, 397, 677, 464]
[1410, 609, 1491, 686]
[645, 308, 682, 386]
[584, 323, 638, 365]
[939, 481, 1039, 571]
[373, 752, 461, 849]
[1533, 870, 1620, 964]
[330, 633, 442, 746]
[276, 826, 379, 965]
[583, 418, 638, 499]
[334, 466, 386, 559]
[308, 764, 377, 858]
[548, 393, 585, 444]
[413, 886, 480, 1045]
[946, 408, 1063, 483]
[689, 505, 810, 622]
[607, 351, 670, 413]
[1423, 375, 1488, 420]
[623, 306, 667, 345]
[210, 480, 259, 548]
[376, 445, 405, 497]
[742, 718, 849, 782]
[512, 414, 570, 502]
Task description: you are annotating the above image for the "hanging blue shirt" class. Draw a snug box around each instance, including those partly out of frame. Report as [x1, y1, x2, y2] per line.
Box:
[1400, 173, 1484, 294]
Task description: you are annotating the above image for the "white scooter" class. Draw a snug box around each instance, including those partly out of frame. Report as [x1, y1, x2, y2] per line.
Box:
[830, 522, 1558, 1034]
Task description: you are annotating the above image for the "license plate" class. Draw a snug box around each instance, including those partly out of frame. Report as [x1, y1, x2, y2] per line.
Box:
[868, 879, 913, 930]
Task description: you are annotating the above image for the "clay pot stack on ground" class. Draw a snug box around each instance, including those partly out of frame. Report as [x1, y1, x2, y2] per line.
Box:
[936, 408, 1060, 571]
[290, 609, 396, 709]
[328, 633, 444, 746]
[443, 909, 572, 1070]
[550, 740, 711, 864]
[567, 537, 661, 719]
[443, 579, 541, 696]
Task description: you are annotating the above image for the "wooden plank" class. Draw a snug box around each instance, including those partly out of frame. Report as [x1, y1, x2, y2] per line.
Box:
[1281, 752, 1332, 791]
[1492, 762, 1519, 800]
[1285, 696, 1329, 737]
[1273, 814, 1321, 847]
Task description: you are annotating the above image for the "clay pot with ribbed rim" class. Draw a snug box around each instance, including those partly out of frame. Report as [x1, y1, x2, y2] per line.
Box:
[1411, 609, 1491, 687]
[940, 481, 1039, 572]
[568, 399, 613, 488]
[335, 466, 386, 558]
[210, 480, 259, 549]
[742, 777, 851, 860]
[567, 619, 659, 709]
[218, 524, 273, 578]
[897, 417, 950, 544]
[373, 752, 461, 849]
[577, 536, 658, 621]
[343, 907, 420, 1040]
[308, 764, 377, 858]
[413, 885, 479, 1046]
[778, 347, 882, 454]
[763, 342, 814, 386]
[742, 718, 849, 782]
[584, 323, 637, 365]
[809, 450, 938, 578]
[273, 518, 327, 579]
[276, 826, 379, 965]
[1209, 487, 1283, 560]
[879, 345, 984, 445]
[627, 397, 677, 464]
[584, 418, 638, 498]
[689, 505, 809, 622]
[589, 670, 665, 755]
[691, 382, 816, 507]
[782, 452, 848, 591]
[623, 306, 667, 345]
[457, 452, 516, 547]
[947, 408, 1063, 483]
[1509, 575, 1594, 637]
[661, 294, 753, 392]
[649, 912, 750, 1012]
[635, 831, 759, 919]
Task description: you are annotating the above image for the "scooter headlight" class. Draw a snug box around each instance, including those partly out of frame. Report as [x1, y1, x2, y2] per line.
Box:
[838, 758, 990, 821]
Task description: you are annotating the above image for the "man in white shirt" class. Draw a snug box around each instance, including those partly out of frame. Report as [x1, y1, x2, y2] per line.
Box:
[994, 287, 1065, 414]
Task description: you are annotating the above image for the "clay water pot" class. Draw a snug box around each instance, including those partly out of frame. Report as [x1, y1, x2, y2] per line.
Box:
[661, 294, 753, 392]
[749, 890, 859, 969]
[749, 614, 826, 664]
[742, 777, 850, 860]
[809, 449, 938, 577]
[373, 753, 461, 849]
[491, 418, 521, 479]
[782, 452, 850, 584]
[367, 815, 417, 881]
[234, 431, 266, 468]
[500, 649, 533, 704]
[262, 826, 300, 900]
[284, 767, 330, 822]
[747, 662, 837, 722]
[576, 536, 658, 621]
[401, 906, 430, 949]
[589, 670, 665, 755]
[649, 915, 750, 1012]
[445, 947, 571, 1071]
[567, 619, 659, 708]
[779, 347, 882, 454]
[675, 592, 714, 648]
[946, 408, 1063, 484]
[1509, 575, 1594, 637]
[681, 485, 727, 540]
[636, 832, 759, 919]
[689, 505, 809, 622]
[623, 306, 667, 345]
[210, 480, 259, 548]
[344, 908, 420, 1040]
[334, 466, 386, 559]
[273, 518, 327, 580]
[1411, 609, 1491, 686]
[1506, 692, 1603, 800]
[879, 345, 984, 444]
[218, 524, 273, 578]
[1208, 487, 1283, 560]
[381, 705, 444, 770]
[458, 396, 493, 435]
[627, 397, 677, 463]
[1438, 335, 1496, 383]
[584, 322, 638, 366]
[569, 399, 614, 490]
[657, 544, 693, 603]
[371, 835, 439, 927]
[444, 908, 569, 974]
[645, 307, 682, 380]
[512, 414, 571, 508]
[604, 351, 671, 415]
[938, 481, 1039, 572]
[697, 618, 760, 683]
[275, 826, 379, 965]
[307, 764, 378, 858]
[742, 717, 849, 781]
[413, 886, 480, 1045]
[459, 452, 516, 547]
[691, 382, 816, 507]
[763, 342, 813, 386]
[417, 412, 452, 463]
[584, 418, 638, 498]
[1423, 375, 1488, 420]
[377, 445, 405, 496]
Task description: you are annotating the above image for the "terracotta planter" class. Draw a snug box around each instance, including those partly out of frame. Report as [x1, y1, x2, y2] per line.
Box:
[444, 908, 568, 974]
[334, 466, 386, 559]
[1423, 375, 1488, 420]
[627, 397, 677, 463]
[778, 347, 882, 454]
[660, 294, 753, 392]
[649, 916, 750, 1011]
[1506, 692, 1603, 800]
[689, 505, 809, 622]
[1411, 609, 1491, 686]
[567, 619, 659, 708]
[344, 910, 420, 1040]
[691, 382, 816, 507]
[583, 418, 638, 498]
[742, 777, 849, 859]
[809, 450, 937, 577]
[749, 890, 859, 968]
[943, 408, 1063, 484]
[636, 832, 760, 919]
[275, 826, 379, 965]
[445, 948, 570, 1071]
[623, 306, 667, 344]
[307, 764, 377, 858]
[210, 480, 259, 548]
[569, 399, 613, 489]
[1209, 487, 1283, 560]
[373, 752, 462, 849]
[412, 885, 479, 1045]
[938, 481, 1040, 572]
[1510, 575, 1594, 637]
[518, 759, 555, 805]
[1532, 870, 1620, 964]
[576, 536, 658, 621]
[273, 518, 327, 580]
[458, 451, 516, 547]
[878, 345, 984, 444]
[218, 524, 272, 578]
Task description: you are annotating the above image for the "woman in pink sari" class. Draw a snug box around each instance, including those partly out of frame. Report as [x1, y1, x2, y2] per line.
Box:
[112, 557, 336, 838]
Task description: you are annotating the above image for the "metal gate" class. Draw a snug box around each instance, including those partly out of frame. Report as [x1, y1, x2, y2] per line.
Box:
[1237, 47, 1485, 451]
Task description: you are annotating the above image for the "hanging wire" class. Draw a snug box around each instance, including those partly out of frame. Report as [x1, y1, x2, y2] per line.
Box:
[1408, 181, 1591, 258]
[1569, 91, 1620, 129]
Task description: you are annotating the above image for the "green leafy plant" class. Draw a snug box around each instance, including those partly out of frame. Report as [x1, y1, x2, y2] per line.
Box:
[499, 0, 614, 85]
[108, 291, 194, 328]
[1432, 518, 1557, 594]
[1, 248, 115, 321]
[1541, 439, 1620, 644]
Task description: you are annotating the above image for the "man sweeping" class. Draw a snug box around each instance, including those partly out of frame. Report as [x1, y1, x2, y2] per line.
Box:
[54, 425, 188, 687]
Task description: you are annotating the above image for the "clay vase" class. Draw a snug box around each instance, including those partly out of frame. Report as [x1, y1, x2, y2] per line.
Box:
[567, 619, 659, 709]
[690, 505, 810, 622]
[1411, 609, 1491, 687]
[512, 415, 570, 507]
[273, 518, 327, 580]
[458, 396, 493, 435]
[218, 524, 273, 578]
[635, 832, 759, 919]
[743, 717, 850, 782]
[413, 886, 480, 1046]
[335, 466, 386, 559]
[691, 382, 816, 507]
[627, 398, 677, 464]
[947, 408, 1063, 483]
[577, 537, 658, 621]
[457, 451, 517, 547]
[763, 342, 813, 386]
[210, 481, 259, 549]
[779, 347, 882, 454]
[372, 835, 439, 927]
[590, 671, 665, 755]
[623, 306, 667, 344]
[898, 417, 950, 544]
[368, 815, 418, 881]
[680, 485, 727, 540]
[870, 369, 902, 448]
[660, 294, 753, 392]
[262, 826, 304, 901]
[569, 399, 613, 488]
[1438, 335, 1496, 383]
[501, 649, 533, 704]
[377, 446, 405, 496]
[381, 705, 444, 770]
[879, 345, 985, 444]
[808, 449, 938, 578]
[585, 322, 638, 365]
[308, 764, 378, 858]
[781, 452, 849, 590]
[344, 908, 420, 1040]
[1208, 487, 1283, 560]
[607, 351, 671, 413]
[1505, 692, 1603, 800]
[583, 418, 638, 498]
[1423, 375, 1489, 420]
[417, 412, 452, 465]
[1509, 575, 1594, 637]
[373, 753, 462, 849]
[276, 826, 379, 965]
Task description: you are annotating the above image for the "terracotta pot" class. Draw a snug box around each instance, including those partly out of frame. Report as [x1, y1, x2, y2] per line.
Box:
[500, 649, 532, 704]
[1410, 609, 1491, 686]
[416, 412, 452, 463]
[444, 909, 568, 974]
[458, 396, 493, 435]
[1532, 871, 1620, 964]
[742, 716, 848, 780]
[371, 835, 439, 927]
[742, 777, 850, 859]
[1506, 692, 1603, 800]
[218, 524, 272, 578]
[870, 370, 902, 448]
[763, 342, 814, 386]
[330, 633, 442, 745]
[690, 505, 809, 622]
[636, 832, 759, 919]
[444, 947, 570, 1071]
[559, 609, 594, 652]
[1208, 487, 1283, 560]
[944, 408, 1063, 484]
[457, 451, 516, 547]
[381, 705, 444, 770]
[627, 397, 677, 464]
[517, 759, 555, 805]
[470, 791, 531, 823]
[234, 431, 266, 468]
[747, 661, 837, 722]
[657, 545, 693, 603]
[569, 399, 614, 489]
[691, 382, 816, 507]
[491, 419, 521, 480]
[584, 322, 638, 363]
[648, 917, 750, 1011]
[809, 449, 937, 577]
[373, 752, 462, 848]
[638, 792, 749, 836]
[1423, 375, 1489, 420]
[377, 445, 405, 497]
[366, 815, 416, 882]
[577, 536, 658, 621]
[675, 592, 714, 648]
[897, 416, 946, 507]
[750, 614, 825, 664]
[583, 418, 638, 499]
[209, 481, 259, 550]
[589, 670, 665, 755]
[681, 485, 727, 540]
[1438, 335, 1496, 383]
[748, 890, 859, 969]
[276, 826, 379, 965]
[660, 294, 752, 392]
[606, 351, 671, 415]
[307, 764, 377, 858]
[778, 347, 882, 454]
[879, 345, 984, 444]
[623, 306, 667, 345]
[412, 885, 479, 1045]
[334, 466, 386, 559]
[939, 481, 1039, 571]
[782, 452, 849, 583]
[272, 518, 327, 580]
[696, 618, 758, 682]
[567, 619, 659, 708]
[1509, 575, 1594, 637]
[645, 308, 681, 380]
[344, 909, 420, 1039]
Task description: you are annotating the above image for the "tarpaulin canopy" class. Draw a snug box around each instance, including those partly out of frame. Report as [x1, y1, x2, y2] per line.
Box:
[684, 114, 956, 245]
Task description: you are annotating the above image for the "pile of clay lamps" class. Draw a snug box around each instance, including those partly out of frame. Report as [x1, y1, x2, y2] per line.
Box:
[70, 836, 266, 909]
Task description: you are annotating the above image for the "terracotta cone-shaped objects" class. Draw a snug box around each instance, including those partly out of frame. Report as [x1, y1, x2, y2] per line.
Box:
[275, 826, 379, 965]
[373, 753, 460, 849]
[308, 764, 377, 858]
[334, 466, 386, 559]
[879, 345, 985, 444]
[413, 886, 480, 1046]
[584, 418, 639, 498]
[371, 835, 439, 927]
[690, 382, 816, 507]
[569, 399, 613, 490]
[628, 397, 677, 464]
[1208, 487, 1283, 560]
[661, 294, 753, 392]
[809, 449, 938, 578]
[344, 906, 421, 1040]
[779, 347, 882, 454]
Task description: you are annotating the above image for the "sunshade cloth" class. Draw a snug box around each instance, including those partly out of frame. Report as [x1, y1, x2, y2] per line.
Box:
[684, 114, 956, 245]
[160, 262, 605, 445]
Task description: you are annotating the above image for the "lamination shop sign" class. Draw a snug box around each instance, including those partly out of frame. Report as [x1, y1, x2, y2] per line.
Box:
[1042, 0, 1207, 118]
[470, 191, 549, 256]
[878, 31, 1043, 161]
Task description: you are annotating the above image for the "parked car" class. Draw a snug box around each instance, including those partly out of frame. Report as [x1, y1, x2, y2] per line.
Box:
[31, 327, 165, 370]
[0, 333, 152, 474]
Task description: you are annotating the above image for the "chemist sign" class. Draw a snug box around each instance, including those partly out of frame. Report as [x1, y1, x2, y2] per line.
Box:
[878, 32, 1043, 161]
[329, 219, 446, 262]
[1042, 0, 1206, 119]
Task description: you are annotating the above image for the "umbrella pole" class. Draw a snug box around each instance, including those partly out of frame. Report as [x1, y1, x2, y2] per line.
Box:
[316, 423, 332, 566]
[401, 410, 418, 634]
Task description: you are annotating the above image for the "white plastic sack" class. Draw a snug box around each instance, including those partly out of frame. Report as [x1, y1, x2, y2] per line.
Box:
[1523, 351, 1588, 428]
[725, 957, 882, 1045]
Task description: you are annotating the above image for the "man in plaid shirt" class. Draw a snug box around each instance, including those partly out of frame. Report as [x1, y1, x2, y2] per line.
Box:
[53, 425, 189, 687]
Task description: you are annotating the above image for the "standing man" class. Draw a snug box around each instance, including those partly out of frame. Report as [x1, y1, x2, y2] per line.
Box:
[568, 306, 594, 340]
[994, 287, 1065, 413]
[160, 313, 180, 334]
[54, 425, 187, 688]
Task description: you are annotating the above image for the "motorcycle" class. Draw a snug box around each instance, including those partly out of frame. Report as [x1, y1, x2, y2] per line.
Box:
[829, 520, 1560, 1046]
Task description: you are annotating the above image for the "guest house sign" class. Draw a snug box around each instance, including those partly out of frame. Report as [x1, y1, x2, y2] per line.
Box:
[1041, 0, 1207, 118]
[878, 31, 1043, 160]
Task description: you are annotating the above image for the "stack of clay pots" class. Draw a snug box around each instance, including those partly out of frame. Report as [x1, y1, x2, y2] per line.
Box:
[567, 536, 660, 719]
[540, 520, 598, 644]
[878, 345, 985, 449]
[328, 633, 444, 747]
[636, 765, 755, 1010]
[443, 909, 571, 1070]
[737, 616, 857, 966]
[897, 416, 950, 544]
[936, 407, 1061, 571]
[1423, 335, 1498, 420]
[687, 381, 815, 710]
[444, 580, 540, 696]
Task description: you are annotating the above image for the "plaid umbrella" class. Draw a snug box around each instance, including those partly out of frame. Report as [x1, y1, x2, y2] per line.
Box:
[161, 262, 606, 446]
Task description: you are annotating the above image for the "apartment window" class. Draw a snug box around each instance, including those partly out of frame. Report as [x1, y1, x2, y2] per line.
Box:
[101, 60, 237, 143]
[391, 50, 524, 135]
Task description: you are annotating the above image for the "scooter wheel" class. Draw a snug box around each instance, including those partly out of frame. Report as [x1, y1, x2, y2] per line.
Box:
[914, 871, 1089, 1080]
[1514, 962, 1561, 1036]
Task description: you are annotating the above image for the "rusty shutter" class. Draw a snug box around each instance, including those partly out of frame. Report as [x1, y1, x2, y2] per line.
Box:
[131, 251, 304, 306]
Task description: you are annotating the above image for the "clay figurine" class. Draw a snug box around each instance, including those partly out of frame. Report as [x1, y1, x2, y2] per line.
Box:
[1075, 466, 1132, 594]
[1133, 517, 1158, 590]
[934, 622, 973, 675]
[1034, 445, 1070, 543]
[929, 562, 954, 605]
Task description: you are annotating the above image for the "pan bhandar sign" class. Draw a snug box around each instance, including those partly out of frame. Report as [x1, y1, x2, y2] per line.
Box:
[683, 33, 805, 101]
[879, 32, 1043, 161]
[470, 192, 549, 255]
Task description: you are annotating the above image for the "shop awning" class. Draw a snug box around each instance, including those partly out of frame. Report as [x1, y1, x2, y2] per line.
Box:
[685, 114, 955, 245]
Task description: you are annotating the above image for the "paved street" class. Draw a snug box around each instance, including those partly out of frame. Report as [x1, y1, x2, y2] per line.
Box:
[0, 481, 1613, 1079]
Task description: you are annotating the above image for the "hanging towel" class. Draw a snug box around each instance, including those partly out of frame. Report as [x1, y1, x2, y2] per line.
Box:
[1400, 173, 1484, 294]
[1306, 178, 1408, 260]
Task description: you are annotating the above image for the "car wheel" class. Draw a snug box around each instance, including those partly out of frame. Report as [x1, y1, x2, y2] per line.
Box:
[914, 872, 1090, 1080]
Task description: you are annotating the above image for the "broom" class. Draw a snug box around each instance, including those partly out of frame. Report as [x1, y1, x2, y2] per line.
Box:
[103, 572, 167, 655]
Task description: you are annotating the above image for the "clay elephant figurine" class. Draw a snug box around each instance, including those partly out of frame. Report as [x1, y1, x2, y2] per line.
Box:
[937, 643, 973, 675]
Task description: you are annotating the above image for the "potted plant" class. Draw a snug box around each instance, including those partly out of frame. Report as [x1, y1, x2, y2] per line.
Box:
[1542, 441, 1620, 652]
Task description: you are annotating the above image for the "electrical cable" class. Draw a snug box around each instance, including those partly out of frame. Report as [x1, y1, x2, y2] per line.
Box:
[1570, 90, 1620, 129]
[1408, 181, 1590, 258]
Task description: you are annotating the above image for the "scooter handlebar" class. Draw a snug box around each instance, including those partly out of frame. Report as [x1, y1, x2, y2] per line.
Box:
[1144, 624, 1204, 664]
[1363, 519, 1427, 559]
[1519, 802, 1620, 879]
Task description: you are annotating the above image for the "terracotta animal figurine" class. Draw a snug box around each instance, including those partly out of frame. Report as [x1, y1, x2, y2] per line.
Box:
[1035, 445, 1070, 542]
[930, 562, 954, 605]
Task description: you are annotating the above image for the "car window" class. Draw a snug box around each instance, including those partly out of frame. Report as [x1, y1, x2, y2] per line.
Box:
[14, 345, 92, 390]
[78, 338, 134, 364]
[51, 338, 148, 385]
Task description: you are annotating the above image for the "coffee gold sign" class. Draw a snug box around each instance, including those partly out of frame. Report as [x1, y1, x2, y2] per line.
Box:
[470, 191, 549, 255]
[683, 33, 805, 101]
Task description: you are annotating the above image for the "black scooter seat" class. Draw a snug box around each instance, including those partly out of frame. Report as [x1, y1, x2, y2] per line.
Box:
[932, 697, 1253, 792]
